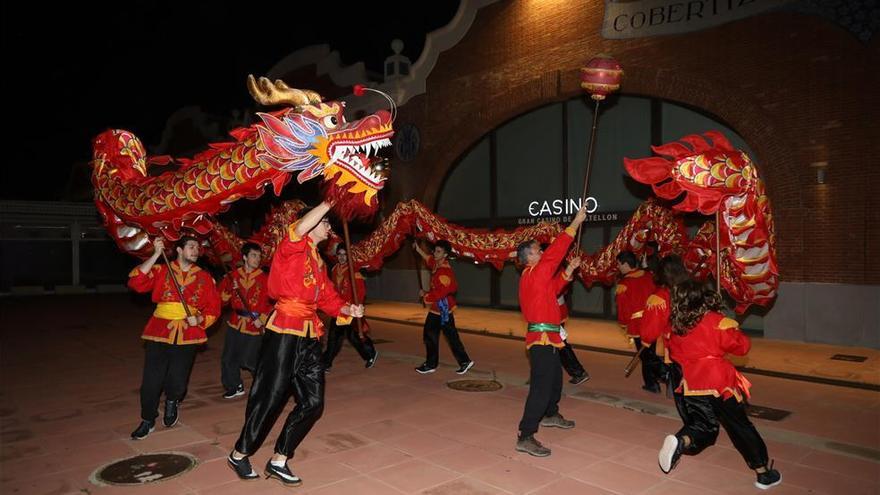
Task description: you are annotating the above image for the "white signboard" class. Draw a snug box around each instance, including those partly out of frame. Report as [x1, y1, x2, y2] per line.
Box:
[602, 0, 793, 39]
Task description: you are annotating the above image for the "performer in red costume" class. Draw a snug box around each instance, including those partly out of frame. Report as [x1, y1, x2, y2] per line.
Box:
[322, 245, 378, 370]
[128, 236, 221, 440]
[218, 242, 272, 399]
[413, 240, 474, 375]
[228, 202, 363, 485]
[657, 280, 781, 490]
[615, 251, 664, 393]
[514, 203, 587, 457]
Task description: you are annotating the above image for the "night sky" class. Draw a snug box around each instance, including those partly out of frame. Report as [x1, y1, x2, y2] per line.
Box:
[1, 1, 459, 201]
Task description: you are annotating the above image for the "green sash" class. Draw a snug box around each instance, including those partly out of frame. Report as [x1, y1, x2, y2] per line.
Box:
[527, 323, 561, 333]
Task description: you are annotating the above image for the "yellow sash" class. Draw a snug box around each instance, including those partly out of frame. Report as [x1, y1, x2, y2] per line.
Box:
[154, 302, 187, 320]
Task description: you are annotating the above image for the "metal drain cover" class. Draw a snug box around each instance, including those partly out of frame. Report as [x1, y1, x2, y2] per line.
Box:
[746, 404, 791, 422]
[447, 379, 503, 392]
[92, 452, 197, 486]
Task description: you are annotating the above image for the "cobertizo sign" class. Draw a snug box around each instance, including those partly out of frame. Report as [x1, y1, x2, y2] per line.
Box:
[602, 0, 792, 39]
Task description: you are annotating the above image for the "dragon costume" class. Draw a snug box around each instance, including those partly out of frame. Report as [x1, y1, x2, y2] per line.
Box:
[91, 76, 393, 259]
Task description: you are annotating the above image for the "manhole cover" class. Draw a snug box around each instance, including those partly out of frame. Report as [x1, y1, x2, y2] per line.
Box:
[91, 452, 197, 486]
[447, 379, 503, 392]
[746, 404, 791, 422]
[830, 354, 867, 363]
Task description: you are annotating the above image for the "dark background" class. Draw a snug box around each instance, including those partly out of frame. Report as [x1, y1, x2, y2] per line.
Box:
[1, 0, 460, 200]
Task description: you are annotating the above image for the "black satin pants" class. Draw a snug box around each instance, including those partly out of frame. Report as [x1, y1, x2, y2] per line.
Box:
[558, 339, 586, 378]
[234, 330, 324, 458]
[323, 320, 376, 366]
[140, 341, 196, 421]
[676, 392, 769, 469]
[633, 337, 666, 389]
[423, 313, 470, 368]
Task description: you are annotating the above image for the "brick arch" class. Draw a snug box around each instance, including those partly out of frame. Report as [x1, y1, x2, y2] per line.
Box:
[423, 67, 803, 278]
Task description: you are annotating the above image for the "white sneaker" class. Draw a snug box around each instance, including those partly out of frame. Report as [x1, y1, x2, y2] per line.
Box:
[456, 361, 475, 374]
[658, 435, 681, 474]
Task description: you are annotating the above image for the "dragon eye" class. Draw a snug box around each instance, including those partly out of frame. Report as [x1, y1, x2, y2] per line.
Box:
[323, 115, 339, 129]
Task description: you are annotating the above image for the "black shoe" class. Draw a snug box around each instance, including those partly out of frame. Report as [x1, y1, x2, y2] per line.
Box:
[642, 384, 662, 394]
[755, 461, 782, 490]
[163, 400, 179, 427]
[415, 363, 436, 374]
[365, 350, 379, 369]
[130, 420, 155, 440]
[569, 372, 591, 385]
[264, 460, 302, 486]
[658, 434, 683, 473]
[455, 361, 475, 374]
[223, 384, 245, 399]
[227, 453, 259, 480]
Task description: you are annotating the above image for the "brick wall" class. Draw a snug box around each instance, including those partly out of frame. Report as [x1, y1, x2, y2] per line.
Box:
[386, 0, 880, 285]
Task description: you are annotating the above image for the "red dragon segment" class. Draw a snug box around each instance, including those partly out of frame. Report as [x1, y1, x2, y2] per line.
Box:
[198, 196, 769, 311]
[91, 75, 393, 259]
[624, 131, 778, 311]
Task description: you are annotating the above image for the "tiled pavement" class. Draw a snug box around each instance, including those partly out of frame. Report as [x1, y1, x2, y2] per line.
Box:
[1, 295, 878, 494]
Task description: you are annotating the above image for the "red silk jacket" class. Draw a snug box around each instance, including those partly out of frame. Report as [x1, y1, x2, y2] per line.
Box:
[668, 311, 752, 401]
[615, 269, 656, 338]
[128, 261, 220, 345]
[424, 258, 457, 314]
[218, 267, 272, 335]
[520, 228, 575, 348]
[266, 223, 350, 338]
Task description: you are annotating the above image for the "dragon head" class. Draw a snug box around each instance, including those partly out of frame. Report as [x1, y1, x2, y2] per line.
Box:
[624, 131, 778, 311]
[248, 76, 393, 220]
[624, 131, 758, 215]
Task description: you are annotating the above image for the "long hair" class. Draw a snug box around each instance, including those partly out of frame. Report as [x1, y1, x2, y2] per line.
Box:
[656, 255, 690, 288]
[670, 280, 723, 335]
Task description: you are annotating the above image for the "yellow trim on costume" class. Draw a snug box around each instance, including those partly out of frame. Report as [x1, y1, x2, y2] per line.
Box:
[438, 275, 451, 286]
[615, 284, 627, 294]
[680, 378, 744, 402]
[265, 312, 317, 337]
[288, 222, 303, 242]
[336, 315, 353, 325]
[526, 332, 566, 349]
[625, 270, 646, 278]
[141, 332, 206, 346]
[154, 302, 188, 320]
[203, 315, 216, 328]
[718, 317, 739, 330]
[631, 310, 644, 319]
[564, 226, 576, 237]
[129, 267, 143, 277]
[646, 294, 667, 310]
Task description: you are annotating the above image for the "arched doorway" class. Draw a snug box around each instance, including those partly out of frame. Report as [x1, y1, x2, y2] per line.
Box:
[434, 94, 762, 328]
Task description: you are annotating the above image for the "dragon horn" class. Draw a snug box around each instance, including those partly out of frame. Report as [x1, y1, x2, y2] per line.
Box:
[246, 74, 323, 107]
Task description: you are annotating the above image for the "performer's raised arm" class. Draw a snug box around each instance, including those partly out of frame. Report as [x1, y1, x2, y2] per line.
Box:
[294, 201, 332, 238]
